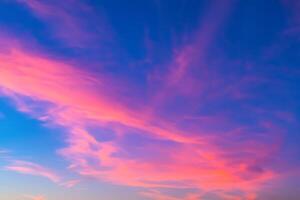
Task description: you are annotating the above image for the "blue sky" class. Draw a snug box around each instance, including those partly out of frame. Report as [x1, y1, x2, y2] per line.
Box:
[0, 0, 299, 199]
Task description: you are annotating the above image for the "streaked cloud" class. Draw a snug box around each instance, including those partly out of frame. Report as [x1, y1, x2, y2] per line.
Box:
[0, 38, 280, 198]
[0, 0, 298, 199]
[5, 159, 79, 188]
[60, 179, 80, 188]
[17, 0, 110, 47]
[5, 160, 60, 183]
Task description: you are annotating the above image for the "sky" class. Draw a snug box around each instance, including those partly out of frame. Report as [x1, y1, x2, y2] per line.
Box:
[0, 0, 299, 199]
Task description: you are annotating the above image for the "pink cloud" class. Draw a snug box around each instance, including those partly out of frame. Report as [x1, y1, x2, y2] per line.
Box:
[166, 1, 234, 85]
[6, 160, 60, 183]
[0, 48, 197, 143]
[0, 37, 282, 198]
[145, 0, 239, 113]
[5, 159, 80, 188]
[140, 190, 183, 200]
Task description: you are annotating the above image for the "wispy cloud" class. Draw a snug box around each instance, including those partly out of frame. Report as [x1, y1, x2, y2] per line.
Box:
[0, 37, 281, 198]
[17, 0, 112, 47]
[0, 47, 196, 143]
[5, 159, 80, 188]
[148, 0, 235, 102]
[0, 1, 295, 199]
[60, 179, 80, 188]
[5, 160, 60, 183]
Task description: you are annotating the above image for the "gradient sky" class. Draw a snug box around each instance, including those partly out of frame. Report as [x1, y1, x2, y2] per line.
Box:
[0, 0, 299, 200]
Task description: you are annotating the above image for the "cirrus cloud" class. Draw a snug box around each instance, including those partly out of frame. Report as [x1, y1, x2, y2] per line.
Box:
[0, 39, 281, 199]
